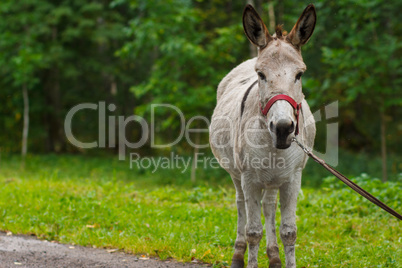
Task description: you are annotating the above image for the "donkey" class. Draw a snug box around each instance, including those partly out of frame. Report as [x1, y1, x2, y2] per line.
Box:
[209, 4, 317, 268]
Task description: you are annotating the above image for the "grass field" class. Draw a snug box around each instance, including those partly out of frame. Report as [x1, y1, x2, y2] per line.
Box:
[0, 155, 401, 267]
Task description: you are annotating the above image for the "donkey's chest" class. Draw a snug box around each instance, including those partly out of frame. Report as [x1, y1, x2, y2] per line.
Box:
[254, 167, 297, 187]
[240, 145, 305, 187]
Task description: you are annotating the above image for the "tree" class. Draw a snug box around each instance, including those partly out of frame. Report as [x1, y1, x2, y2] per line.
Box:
[305, 0, 402, 181]
[0, 0, 136, 154]
[0, 1, 46, 162]
[115, 0, 249, 178]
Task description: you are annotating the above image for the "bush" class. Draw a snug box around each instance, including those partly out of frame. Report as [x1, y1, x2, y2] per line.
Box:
[313, 173, 402, 218]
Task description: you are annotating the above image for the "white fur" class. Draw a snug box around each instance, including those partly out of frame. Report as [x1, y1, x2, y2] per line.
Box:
[210, 38, 316, 268]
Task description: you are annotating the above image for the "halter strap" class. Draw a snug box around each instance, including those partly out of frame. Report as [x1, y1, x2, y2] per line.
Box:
[260, 94, 302, 135]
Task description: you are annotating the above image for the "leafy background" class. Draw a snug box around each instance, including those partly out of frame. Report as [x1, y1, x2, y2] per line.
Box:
[0, 0, 400, 169]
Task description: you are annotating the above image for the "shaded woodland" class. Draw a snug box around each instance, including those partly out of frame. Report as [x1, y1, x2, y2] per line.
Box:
[0, 0, 401, 180]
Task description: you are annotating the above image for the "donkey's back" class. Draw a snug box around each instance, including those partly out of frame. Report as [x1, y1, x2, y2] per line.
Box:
[216, 58, 257, 101]
[211, 58, 259, 174]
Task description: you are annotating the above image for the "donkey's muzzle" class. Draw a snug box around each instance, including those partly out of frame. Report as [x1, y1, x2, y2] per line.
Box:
[272, 119, 294, 149]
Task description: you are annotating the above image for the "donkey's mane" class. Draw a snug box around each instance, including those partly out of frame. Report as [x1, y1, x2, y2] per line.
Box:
[274, 25, 288, 39]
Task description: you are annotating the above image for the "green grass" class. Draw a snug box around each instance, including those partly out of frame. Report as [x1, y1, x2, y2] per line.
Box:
[0, 155, 401, 267]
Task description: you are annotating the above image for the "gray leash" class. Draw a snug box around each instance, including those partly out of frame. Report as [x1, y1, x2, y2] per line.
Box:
[292, 138, 402, 220]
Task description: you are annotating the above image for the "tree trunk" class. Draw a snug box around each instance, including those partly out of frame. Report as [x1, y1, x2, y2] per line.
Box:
[277, 0, 284, 25]
[43, 66, 63, 152]
[190, 131, 200, 183]
[43, 26, 64, 152]
[268, 0, 276, 33]
[380, 109, 387, 182]
[22, 83, 29, 163]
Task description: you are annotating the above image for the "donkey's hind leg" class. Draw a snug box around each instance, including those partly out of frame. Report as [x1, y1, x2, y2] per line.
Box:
[262, 189, 282, 268]
[231, 176, 247, 268]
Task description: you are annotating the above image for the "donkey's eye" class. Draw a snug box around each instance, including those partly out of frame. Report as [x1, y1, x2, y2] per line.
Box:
[295, 72, 303, 81]
[257, 71, 266, 81]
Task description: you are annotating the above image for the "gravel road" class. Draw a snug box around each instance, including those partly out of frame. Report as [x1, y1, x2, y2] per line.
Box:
[0, 232, 209, 268]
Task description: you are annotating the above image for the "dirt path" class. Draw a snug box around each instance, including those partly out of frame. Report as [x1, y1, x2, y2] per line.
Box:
[0, 232, 209, 268]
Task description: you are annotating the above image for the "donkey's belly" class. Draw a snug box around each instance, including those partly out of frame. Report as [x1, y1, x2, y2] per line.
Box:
[210, 86, 251, 176]
[209, 127, 238, 176]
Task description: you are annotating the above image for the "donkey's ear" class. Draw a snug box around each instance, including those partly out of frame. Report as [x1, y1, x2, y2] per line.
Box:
[287, 4, 316, 48]
[243, 4, 272, 49]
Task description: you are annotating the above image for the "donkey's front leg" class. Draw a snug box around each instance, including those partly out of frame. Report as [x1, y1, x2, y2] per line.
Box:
[279, 173, 302, 268]
[231, 177, 247, 268]
[262, 189, 281, 268]
[242, 177, 263, 268]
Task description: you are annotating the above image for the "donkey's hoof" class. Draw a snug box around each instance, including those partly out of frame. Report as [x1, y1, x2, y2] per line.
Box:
[231, 259, 245, 268]
[269, 257, 282, 268]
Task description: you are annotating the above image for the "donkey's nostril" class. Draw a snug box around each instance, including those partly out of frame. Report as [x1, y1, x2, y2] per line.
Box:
[275, 119, 293, 137]
[289, 121, 295, 133]
[273, 119, 293, 149]
[269, 121, 275, 132]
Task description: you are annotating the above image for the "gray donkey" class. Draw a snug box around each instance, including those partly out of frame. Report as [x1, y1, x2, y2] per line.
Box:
[209, 4, 317, 268]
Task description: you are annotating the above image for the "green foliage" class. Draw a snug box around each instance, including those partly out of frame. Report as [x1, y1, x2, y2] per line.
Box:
[303, 148, 402, 186]
[0, 0, 137, 153]
[304, 0, 402, 151]
[0, 156, 401, 267]
[318, 0, 401, 106]
[0, 0, 400, 157]
[114, 0, 248, 150]
[317, 173, 401, 217]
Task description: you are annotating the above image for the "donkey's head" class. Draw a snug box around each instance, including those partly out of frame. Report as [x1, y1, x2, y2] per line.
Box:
[243, 4, 316, 149]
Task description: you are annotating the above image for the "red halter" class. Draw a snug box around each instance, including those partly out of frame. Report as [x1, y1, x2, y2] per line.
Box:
[260, 94, 302, 136]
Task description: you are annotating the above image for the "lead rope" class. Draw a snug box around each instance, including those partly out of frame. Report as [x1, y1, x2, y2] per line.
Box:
[292, 138, 402, 220]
